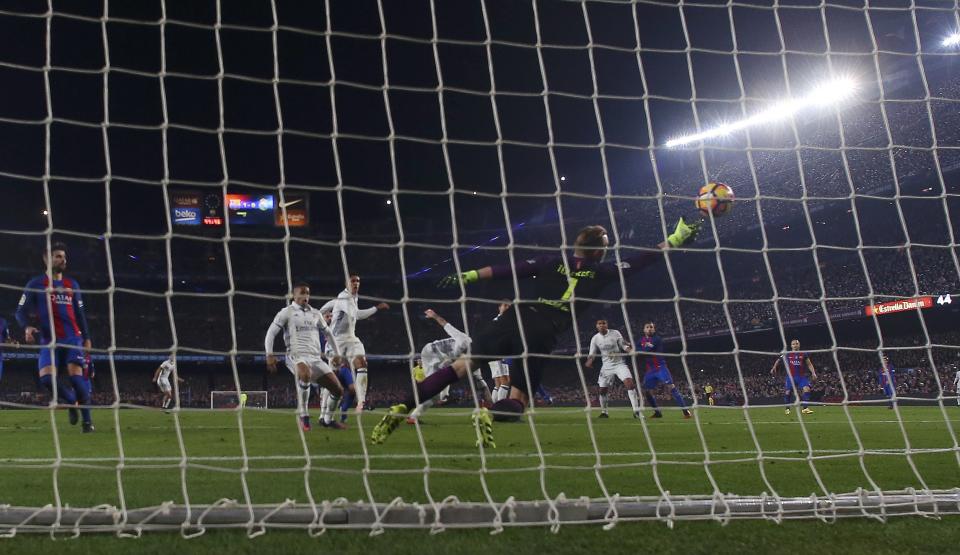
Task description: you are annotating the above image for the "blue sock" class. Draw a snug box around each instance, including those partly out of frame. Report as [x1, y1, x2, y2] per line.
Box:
[784, 393, 792, 406]
[69, 375, 92, 424]
[801, 391, 810, 409]
[644, 390, 658, 409]
[39, 374, 76, 405]
[670, 388, 686, 409]
[340, 392, 354, 422]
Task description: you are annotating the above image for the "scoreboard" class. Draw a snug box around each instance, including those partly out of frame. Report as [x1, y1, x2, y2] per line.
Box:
[170, 190, 309, 228]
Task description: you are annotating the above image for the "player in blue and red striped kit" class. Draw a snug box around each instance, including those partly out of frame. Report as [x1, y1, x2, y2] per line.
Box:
[878, 354, 896, 410]
[16, 243, 95, 432]
[770, 339, 818, 415]
[638, 322, 691, 419]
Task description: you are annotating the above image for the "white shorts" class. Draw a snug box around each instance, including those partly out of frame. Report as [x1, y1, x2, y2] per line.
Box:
[286, 355, 334, 381]
[157, 377, 172, 394]
[598, 364, 633, 388]
[336, 338, 367, 361]
[489, 360, 509, 378]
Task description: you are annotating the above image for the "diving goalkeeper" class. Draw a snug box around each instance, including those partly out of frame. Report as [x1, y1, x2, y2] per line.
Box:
[371, 218, 701, 445]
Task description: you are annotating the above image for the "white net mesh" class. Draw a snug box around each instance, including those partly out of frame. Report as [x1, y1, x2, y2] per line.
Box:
[0, 0, 958, 537]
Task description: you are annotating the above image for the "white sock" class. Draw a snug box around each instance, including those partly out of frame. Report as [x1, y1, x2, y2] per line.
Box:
[319, 389, 331, 422]
[599, 393, 609, 412]
[355, 369, 368, 409]
[438, 385, 450, 403]
[497, 385, 510, 403]
[627, 389, 640, 413]
[323, 393, 340, 424]
[297, 380, 311, 418]
[410, 398, 434, 419]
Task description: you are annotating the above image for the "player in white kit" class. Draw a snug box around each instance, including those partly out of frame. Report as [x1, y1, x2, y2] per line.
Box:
[320, 273, 389, 412]
[585, 319, 641, 419]
[265, 282, 345, 432]
[152, 355, 184, 411]
[954, 367, 960, 406]
[407, 309, 492, 424]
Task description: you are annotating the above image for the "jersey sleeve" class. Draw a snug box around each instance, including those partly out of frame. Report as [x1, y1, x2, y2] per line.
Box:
[319, 299, 336, 314]
[264, 309, 287, 354]
[597, 250, 664, 279]
[71, 279, 91, 341]
[442, 322, 470, 345]
[615, 331, 626, 352]
[489, 256, 554, 280]
[15, 278, 40, 328]
[588, 335, 599, 356]
[356, 306, 378, 320]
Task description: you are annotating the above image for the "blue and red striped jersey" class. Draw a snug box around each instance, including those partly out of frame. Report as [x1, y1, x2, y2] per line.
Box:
[638, 335, 668, 373]
[878, 365, 896, 386]
[16, 275, 90, 343]
[783, 352, 808, 378]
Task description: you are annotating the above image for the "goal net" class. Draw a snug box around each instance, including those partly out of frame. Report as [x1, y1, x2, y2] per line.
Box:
[0, 0, 959, 538]
[210, 391, 268, 410]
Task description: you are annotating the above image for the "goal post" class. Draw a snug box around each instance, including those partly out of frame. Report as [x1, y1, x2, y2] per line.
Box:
[0, 0, 958, 538]
[210, 391, 268, 410]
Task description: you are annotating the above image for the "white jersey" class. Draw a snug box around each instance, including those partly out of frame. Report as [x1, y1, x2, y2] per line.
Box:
[158, 359, 175, 380]
[954, 370, 960, 387]
[589, 330, 630, 369]
[320, 289, 378, 341]
[264, 303, 335, 359]
[421, 323, 471, 370]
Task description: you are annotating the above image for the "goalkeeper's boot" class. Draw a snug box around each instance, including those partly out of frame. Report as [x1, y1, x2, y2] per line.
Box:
[371, 404, 408, 445]
[472, 408, 496, 449]
[82, 422, 95, 434]
[682, 410, 692, 419]
[300, 415, 311, 432]
[785, 408, 791, 415]
[801, 407, 814, 415]
[68, 407, 79, 426]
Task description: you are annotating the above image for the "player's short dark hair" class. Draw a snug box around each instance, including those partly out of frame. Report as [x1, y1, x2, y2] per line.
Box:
[574, 225, 608, 248]
[596, 319, 607, 324]
[42, 242, 67, 260]
[644, 321, 655, 326]
[292, 282, 310, 293]
[347, 272, 360, 279]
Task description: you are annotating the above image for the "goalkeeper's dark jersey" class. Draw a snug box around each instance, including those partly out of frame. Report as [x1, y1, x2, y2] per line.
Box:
[489, 251, 662, 331]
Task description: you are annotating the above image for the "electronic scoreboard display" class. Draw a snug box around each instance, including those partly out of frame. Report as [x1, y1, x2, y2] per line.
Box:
[171, 190, 308, 228]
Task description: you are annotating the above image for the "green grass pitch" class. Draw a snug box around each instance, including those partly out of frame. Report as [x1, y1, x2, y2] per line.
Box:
[1, 405, 959, 553]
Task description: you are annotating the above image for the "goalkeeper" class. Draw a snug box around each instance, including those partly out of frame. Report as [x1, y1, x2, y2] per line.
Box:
[372, 218, 701, 445]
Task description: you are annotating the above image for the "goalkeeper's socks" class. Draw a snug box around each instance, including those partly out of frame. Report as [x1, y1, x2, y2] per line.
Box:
[40, 374, 77, 405]
[670, 388, 686, 409]
[405, 366, 458, 408]
[69, 375, 92, 424]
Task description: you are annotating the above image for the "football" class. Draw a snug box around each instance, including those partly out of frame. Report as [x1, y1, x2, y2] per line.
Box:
[696, 182, 734, 217]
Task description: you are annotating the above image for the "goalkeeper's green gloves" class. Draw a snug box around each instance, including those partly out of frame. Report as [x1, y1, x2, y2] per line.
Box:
[666, 217, 701, 248]
[437, 269, 480, 288]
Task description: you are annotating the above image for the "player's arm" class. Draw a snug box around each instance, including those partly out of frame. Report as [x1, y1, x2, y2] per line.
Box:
[806, 357, 817, 381]
[72, 281, 92, 350]
[264, 311, 286, 373]
[769, 357, 781, 375]
[1, 324, 17, 348]
[317, 316, 341, 367]
[357, 303, 388, 319]
[319, 299, 336, 315]
[152, 365, 162, 383]
[617, 332, 633, 353]
[585, 335, 599, 368]
[15, 279, 39, 343]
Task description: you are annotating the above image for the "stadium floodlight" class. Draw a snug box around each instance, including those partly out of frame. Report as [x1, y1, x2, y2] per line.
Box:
[665, 78, 857, 148]
[943, 33, 960, 47]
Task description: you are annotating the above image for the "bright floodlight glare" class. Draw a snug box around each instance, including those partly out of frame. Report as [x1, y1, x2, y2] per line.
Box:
[944, 33, 960, 47]
[665, 78, 857, 148]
